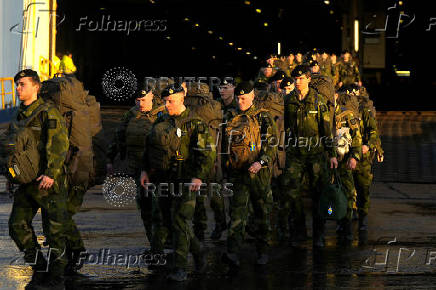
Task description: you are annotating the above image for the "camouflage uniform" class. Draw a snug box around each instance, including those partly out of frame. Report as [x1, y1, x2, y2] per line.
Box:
[144, 108, 215, 270]
[107, 104, 165, 244]
[318, 58, 335, 79]
[224, 105, 278, 257]
[8, 98, 69, 277]
[281, 88, 336, 246]
[353, 103, 382, 236]
[336, 60, 361, 87]
[333, 103, 362, 242]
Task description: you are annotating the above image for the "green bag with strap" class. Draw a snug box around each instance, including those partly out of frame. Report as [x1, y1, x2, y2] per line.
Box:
[319, 169, 348, 221]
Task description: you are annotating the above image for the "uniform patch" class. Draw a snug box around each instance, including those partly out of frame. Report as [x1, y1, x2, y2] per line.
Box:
[350, 118, 357, 125]
[309, 110, 318, 114]
[48, 119, 57, 129]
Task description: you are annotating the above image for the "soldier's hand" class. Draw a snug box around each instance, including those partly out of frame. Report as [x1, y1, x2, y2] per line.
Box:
[347, 158, 357, 170]
[140, 171, 150, 188]
[330, 157, 338, 169]
[36, 175, 54, 190]
[362, 145, 369, 155]
[248, 162, 262, 174]
[377, 154, 384, 163]
[189, 178, 202, 191]
[106, 163, 114, 176]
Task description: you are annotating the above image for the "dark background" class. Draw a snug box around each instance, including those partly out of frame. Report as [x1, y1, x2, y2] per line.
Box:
[56, 0, 436, 109]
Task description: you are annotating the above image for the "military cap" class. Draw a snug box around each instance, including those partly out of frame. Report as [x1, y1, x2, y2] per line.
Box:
[269, 70, 286, 82]
[221, 78, 235, 86]
[291, 65, 311, 78]
[235, 81, 254, 96]
[14, 69, 40, 84]
[254, 79, 268, 90]
[279, 77, 295, 89]
[161, 83, 185, 98]
[307, 59, 319, 67]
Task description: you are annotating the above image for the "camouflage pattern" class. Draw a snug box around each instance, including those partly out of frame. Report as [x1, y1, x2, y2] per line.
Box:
[353, 106, 382, 218]
[8, 98, 69, 276]
[145, 108, 216, 269]
[224, 105, 278, 255]
[318, 58, 335, 79]
[336, 60, 361, 86]
[281, 88, 335, 243]
[334, 104, 362, 223]
[107, 104, 165, 244]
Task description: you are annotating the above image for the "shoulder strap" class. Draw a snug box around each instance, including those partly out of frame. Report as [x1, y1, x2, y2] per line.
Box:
[21, 102, 50, 128]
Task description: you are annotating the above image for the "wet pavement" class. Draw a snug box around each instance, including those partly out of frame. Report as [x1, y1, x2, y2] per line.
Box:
[1, 108, 436, 289]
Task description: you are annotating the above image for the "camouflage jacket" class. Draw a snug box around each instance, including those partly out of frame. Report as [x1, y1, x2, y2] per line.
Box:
[283, 88, 336, 157]
[16, 98, 69, 181]
[107, 104, 165, 164]
[143, 108, 216, 181]
[359, 106, 383, 155]
[337, 60, 361, 85]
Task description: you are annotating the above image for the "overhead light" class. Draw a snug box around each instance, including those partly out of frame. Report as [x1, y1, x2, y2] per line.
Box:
[263, 22, 268, 27]
[277, 42, 281, 55]
[255, 8, 261, 13]
[253, 56, 258, 59]
[330, 10, 334, 14]
[228, 42, 234, 46]
[244, 1, 251, 5]
[208, 30, 213, 34]
[100, 7, 106, 10]
[194, 23, 199, 27]
[399, 1, 403, 5]
[218, 36, 223, 40]
[395, 70, 410, 77]
[246, 51, 251, 55]
[192, 47, 196, 50]
[212, 55, 216, 59]
[237, 47, 242, 50]
[324, 0, 330, 4]
[354, 19, 359, 52]
[166, 36, 171, 40]
[184, 17, 190, 21]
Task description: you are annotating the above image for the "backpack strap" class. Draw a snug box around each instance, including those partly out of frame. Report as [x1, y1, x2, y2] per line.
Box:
[21, 102, 50, 128]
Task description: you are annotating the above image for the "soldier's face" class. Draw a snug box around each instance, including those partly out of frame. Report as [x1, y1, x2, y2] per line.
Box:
[16, 77, 39, 104]
[322, 53, 328, 59]
[311, 65, 320, 73]
[295, 75, 310, 92]
[237, 91, 254, 111]
[264, 67, 273, 77]
[296, 53, 303, 62]
[164, 92, 184, 115]
[219, 84, 234, 101]
[136, 91, 153, 112]
[344, 53, 351, 62]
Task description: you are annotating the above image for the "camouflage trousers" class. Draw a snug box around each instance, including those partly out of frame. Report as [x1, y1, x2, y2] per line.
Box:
[9, 179, 69, 275]
[151, 179, 201, 269]
[280, 153, 330, 240]
[353, 152, 374, 217]
[336, 156, 357, 222]
[227, 169, 273, 255]
[193, 189, 227, 238]
[136, 182, 153, 245]
[63, 185, 87, 252]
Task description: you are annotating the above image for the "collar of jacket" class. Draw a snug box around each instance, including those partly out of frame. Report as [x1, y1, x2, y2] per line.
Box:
[287, 88, 318, 105]
[237, 104, 256, 115]
[18, 97, 45, 119]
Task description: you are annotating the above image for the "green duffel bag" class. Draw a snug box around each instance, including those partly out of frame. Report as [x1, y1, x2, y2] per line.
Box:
[319, 170, 347, 221]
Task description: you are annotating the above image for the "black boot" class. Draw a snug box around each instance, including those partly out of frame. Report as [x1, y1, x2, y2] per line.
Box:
[25, 250, 47, 288]
[337, 219, 353, 246]
[358, 214, 369, 245]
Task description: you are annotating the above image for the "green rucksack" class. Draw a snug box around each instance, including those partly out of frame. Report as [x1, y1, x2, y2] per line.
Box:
[319, 170, 348, 221]
[39, 76, 95, 188]
[0, 103, 49, 184]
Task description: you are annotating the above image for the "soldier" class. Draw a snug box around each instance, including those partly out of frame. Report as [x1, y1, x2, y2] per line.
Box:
[8, 70, 69, 287]
[140, 83, 216, 281]
[336, 51, 361, 88]
[218, 79, 238, 112]
[255, 63, 274, 83]
[319, 50, 335, 79]
[222, 81, 278, 266]
[348, 84, 383, 244]
[333, 90, 362, 245]
[281, 65, 338, 248]
[285, 53, 297, 77]
[268, 70, 287, 93]
[106, 85, 165, 250]
[295, 52, 304, 66]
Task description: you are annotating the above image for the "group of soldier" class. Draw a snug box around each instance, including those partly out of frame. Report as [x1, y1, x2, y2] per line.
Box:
[7, 48, 383, 286]
[103, 49, 383, 281]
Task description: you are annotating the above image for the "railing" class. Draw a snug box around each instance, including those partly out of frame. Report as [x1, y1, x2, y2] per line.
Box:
[0, 78, 15, 109]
